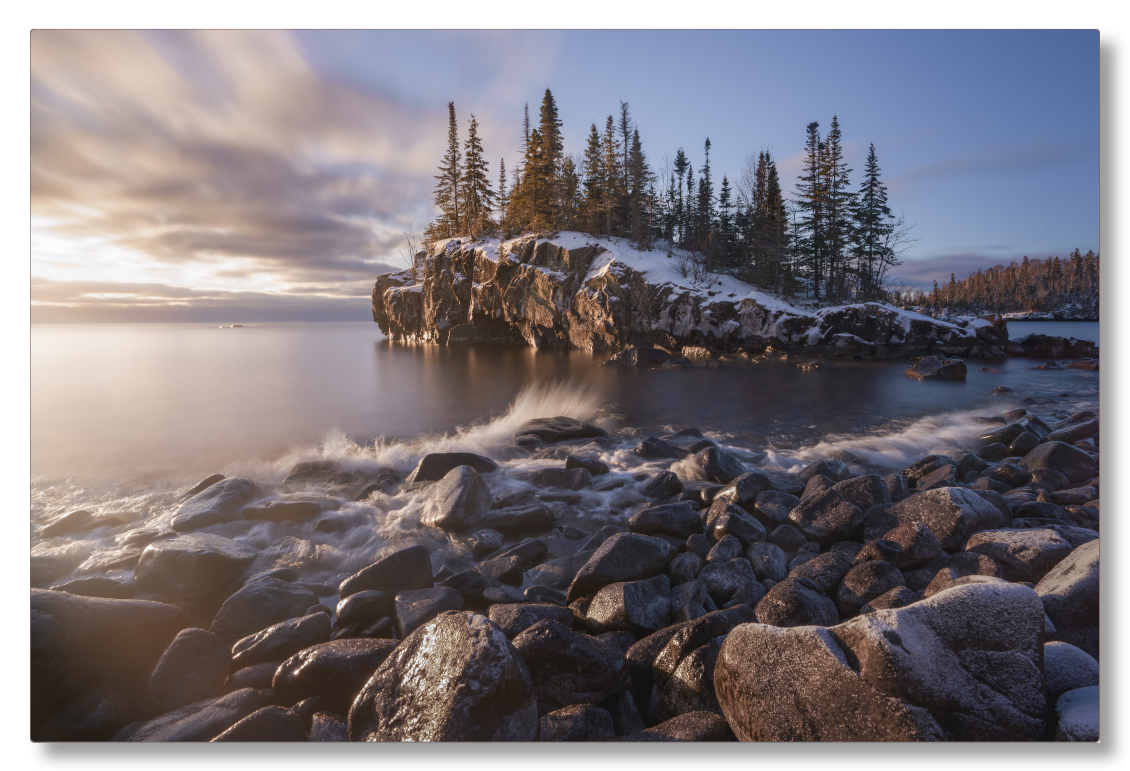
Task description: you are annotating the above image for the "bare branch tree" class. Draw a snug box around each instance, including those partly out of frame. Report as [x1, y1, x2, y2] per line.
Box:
[399, 230, 424, 283]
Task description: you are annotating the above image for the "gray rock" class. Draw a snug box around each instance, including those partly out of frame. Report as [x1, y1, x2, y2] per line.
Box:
[420, 465, 495, 530]
[832, 474, 891, 512]
[565, 454, 610, 476]
[883, 473, 909, 502]
[799, 460, 851, 482]
[835, 560, 906, 618]
[31, 589, 189, 735]
[917, 464, 958, 491]
[629, 501, 703, 539]
[231, 612, 331, 669]
[638, 470, 684, 499]
[127, 689, 266, 742]
[685, 533, 712, 559]
[338, 544, 433, 599]
[865, 487, 1006, 552]
[133, 533, 257, 602]
[718, 581, 1047, 740]
[538, 704, 616, 741]
[50, 576, 136, 600]
[524, 467, 593, 491]
[567, 533, 676, 602]
[609, 691, 647, 736]
[704, 534, 743, 565]
[668, 551, 704, 585]
[1053, 686, 1099, 741]
[335, 590, 391, 628]
[691, 446, 746, 484]
[852, 539, 903, 566]
[35, 688, 134, 742]
[713, 472, 772, 507]
[586, 574, 672, 635]
[698, 558, 757, 603]
[209, 578, 318, 644]
[228, 661, 278, 691]
[965, 528, 1074, 583]
[882, 521, 942, 568]
[170, 478, 257, 532]
[1021, 442, 1099, 485]
[755, 577, 839, 627]
[179, 473, 225, 500]
[241, 499, 325, 523]
[1035, 539, 1099, 659]
[273, 638, 398, 714]
[1044, 641, 1100, 700]
[516, 416, 607, 445]
[751, 490, 800, 528]
[524, 549, 594, 591]
[148, 628, 230, 715]
[788, 488, 863, 546]
[477, 504, 555, 534]
[746, 542, 788, 583]
[394, 586, 465, 638]
[406, 452, 498, 484]
[616, 711, 735, 741]
[211, 706, 306, 742]
[705, 504, 766, 549]
[859, 586, 918, 614]
[488, 602, 574, 638]
[513, 619, 628, 711]
[768, 523, 807, 553]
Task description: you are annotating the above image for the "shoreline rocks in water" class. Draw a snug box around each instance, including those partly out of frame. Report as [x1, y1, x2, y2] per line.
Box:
[30, 401, 1100, 741]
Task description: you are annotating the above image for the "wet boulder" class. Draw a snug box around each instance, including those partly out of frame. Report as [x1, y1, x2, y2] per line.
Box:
[567, 533, 676, 602]
[231, 612, 331, 669]
[586, 574, 672, 636]
[147, 628, 230, 715]
[835, 560, 906, 618]
[512, 619, 628, 712]
[523, 467, 593, 491]
[704, 533, 743, 565]
[420, 465, 495, 531]
[917, 464, 958, 491]
[905, 354, 967, 380]
[335, 590, 392, 628]
[338, 544, 433, 599]
[170, 478, 257, 532]
[751, 490, 800, 528]
[1045, 641, 1100, 701]
[405, 452, 498, 484]
[565, 454, 610, 477]
[705, 504, 766, 549]
[273, 638, 398, 714]
[629, 501, 703, 539]
[746, 542, 788, 583]
[478, 503, 555, 534]
[964, 528, 1074, 583]
[864, 487, 1006, 552]
[717, 581, 1047, 741]
[538, 704, 616, 741]
[668, 551, 704, 586]
[394, 587, 465, 638]
[211, 706, 306, 742]
[883, 473, 909, 502]
[882, 521, 942, 568]
[488, 603, 574, 638]
[768, 523, 808, 553]
[788, 488, 864, 546]
[1053, 686, 1099, 741]
[638, 470, 684, 499]
[799, 460, 851, 483]
[690, 446, 746, 484]
[832, 474, 891, 512]
[713, 472, 772, 507]
[308, 712, 348, 742]
[31, 589, 189, 734]
[209, 578, 319, 644]
[1021, 442, 1099, 485]
[133, 533, 257, 603]
[50, 576, 135, 600]
[126, 688, 266, 742]
[1035, 539, 1099, 659]
[35, 687, 134, 742]
[754, 577, 839, 628]
[698, 559, 757, 604]
[515, 416, 608, 445]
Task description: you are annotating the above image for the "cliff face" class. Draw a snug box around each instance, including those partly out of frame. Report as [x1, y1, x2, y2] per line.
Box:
[372, 233, 1013, 359]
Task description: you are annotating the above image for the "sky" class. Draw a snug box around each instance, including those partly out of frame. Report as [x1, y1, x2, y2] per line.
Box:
[30, 29, 1099, 322]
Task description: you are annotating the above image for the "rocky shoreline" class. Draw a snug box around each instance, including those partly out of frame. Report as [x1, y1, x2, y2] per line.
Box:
[31, 401, 1100, 742]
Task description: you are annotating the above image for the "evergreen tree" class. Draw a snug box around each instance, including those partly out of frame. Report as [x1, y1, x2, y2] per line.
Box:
[582, 122, 605, 234]
[852, 143, 895, 299]
[821, 115, 854, 300]
[431, 101, 462, 237]
[696, 138, 715, 251]
[536, 88, 564, 226]
[673, 149, 688, 246]
[627, 128, 653, 246]
[601, 115, 621, 236]
[497, 158, 508, 234]
[718, 174, 734, 269]
[460, 114, 493, 239]
[561, 154, 580, 229]
[794, 121, 825, 298]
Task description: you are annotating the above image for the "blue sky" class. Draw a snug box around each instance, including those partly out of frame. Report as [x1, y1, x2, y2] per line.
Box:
[30, 29, 1098, 321]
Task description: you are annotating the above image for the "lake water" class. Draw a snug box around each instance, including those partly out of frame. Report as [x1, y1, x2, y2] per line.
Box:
[31, 318, 1100, 590]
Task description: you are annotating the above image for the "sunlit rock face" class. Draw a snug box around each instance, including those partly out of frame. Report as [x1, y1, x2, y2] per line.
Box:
[372, 234, 1009, 358]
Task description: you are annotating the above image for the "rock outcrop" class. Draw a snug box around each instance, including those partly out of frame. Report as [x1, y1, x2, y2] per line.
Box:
[373, 234, 1012, 358]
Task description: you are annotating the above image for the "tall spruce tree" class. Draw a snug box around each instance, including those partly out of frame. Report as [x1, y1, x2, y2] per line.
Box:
[852, 143, 895, 299]
[497, 158, 508, 234]
[460, 114, 493, 239]
[537, 88, 564, 226]
[821, 115, 855, 300]
[432, 101, 462, 237]
[582, 122, 605, 234]
[601, 115, 621, 236]
[795, 121, 825, 299]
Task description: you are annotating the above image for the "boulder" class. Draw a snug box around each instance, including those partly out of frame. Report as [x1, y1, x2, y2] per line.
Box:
[716, 582, 1047, 740]
[1035, 539, 1099, 659]
[799, 460, 851, 482]
[338, 544, 433, 599]
[126, 689, 266, 742]
[706, 505, 766, 549]
[35, 688, 134, 742]
[40, 509, 97, 539]
[629, 502, 703, 539]
[349, 612, 536, 741]
[228, 661, 278, 691]
[635, 437, 690, 460]
[231, 612, 331, 669]
[394, 587, 465, 638]
[50, 576, 136, 600]
[884, 473, 909, 502]
[905, 355, 967, 380]
[788, 489, 864, 546]
[308, 712, 349, 742]
[538, 704, 616, 741]
[133, 533, 257, 602]
[698, 559, 758, 603]
[859, 586, 918, 614]
[524, 467, 593, 491]
[917, 464, 957, 490]
[964, 528, 1074, 583]
[746, 542, 788, 583]
[882, 522, 942, 568]
[865, 487, 1006, 552]
[768, 524, 808, 553]
[567, 533, 676, 602]
[211, 706, 306, 742]
[1053, 686, 1099, 741]
[755, 577, 839, 628]
[691, 446, 746, 484]
[713, 472, 772, 507]
[170, 478, 257, 532]
[31, 589, 189, 734]
[209, 578, 319, 644]
[147, 628, 230, 715]
[586, 574, 672, 636]
[1044, 641, 1100, 701]
[335, 590, 392, 628]
[273, 638, 398, 714]
[835, 561, 906, 618]
[832, 474, 891, 512]
[179, 473, 225, 500]
[617, 711, 735, 741]
[512, 619, 628, 711]
[420, 466, 495, 531]
[668, 551, 704, 585]
[638, 470, 684, 499]
[751, 490, 800, 528]
[406, 452, 498, 484]
[1021, 442, 1099, 485]
[704, 533, 743, 564]
[515, 417, 608, 445]
[565, 454, 610, 476]
[488, 603, 574, 638]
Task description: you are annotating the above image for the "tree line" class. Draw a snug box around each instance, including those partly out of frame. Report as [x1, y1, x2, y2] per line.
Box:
[425, 88, 916, 302]
[905, 250, 1100, 316]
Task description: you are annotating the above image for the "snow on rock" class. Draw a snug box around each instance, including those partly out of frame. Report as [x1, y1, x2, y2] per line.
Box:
[372, 233, 1012, 358]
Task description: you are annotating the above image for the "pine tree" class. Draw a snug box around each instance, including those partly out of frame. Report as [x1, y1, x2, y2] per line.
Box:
[852, 143, 895, 299]
[697, 138, 715, 251]
[537, 88, 564, 227]
[821, 115, 854, 300]
[460, 114, 493, 239]
[497, 158, 508, 235]
[627, 128, 653, 247]
[718, 174, 734, 269]
[673, 149, 688, 246]
[582, 122, 604, 234]
[561, 154, 580, 229]
[764, 154, 789, 291]
[795, 121, 825, 299]
[432, 101, 462, 237]
[601, 115, 621, 236]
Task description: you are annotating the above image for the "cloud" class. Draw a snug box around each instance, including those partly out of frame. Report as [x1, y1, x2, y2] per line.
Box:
[31, 30, 443, 312]
[891, 248, 1079, 290]
[888, 142, 1088, 191]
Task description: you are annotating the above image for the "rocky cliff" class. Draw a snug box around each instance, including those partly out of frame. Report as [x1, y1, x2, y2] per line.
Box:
[372, 233, 1014, 359]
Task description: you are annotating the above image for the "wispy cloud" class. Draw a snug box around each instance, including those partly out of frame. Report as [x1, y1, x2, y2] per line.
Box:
[888, 142, 1089, 192]
[892, 247, 1080, 290]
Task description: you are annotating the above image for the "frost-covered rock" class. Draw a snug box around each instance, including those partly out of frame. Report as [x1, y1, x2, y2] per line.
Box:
[373, 234, 1006, 357]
